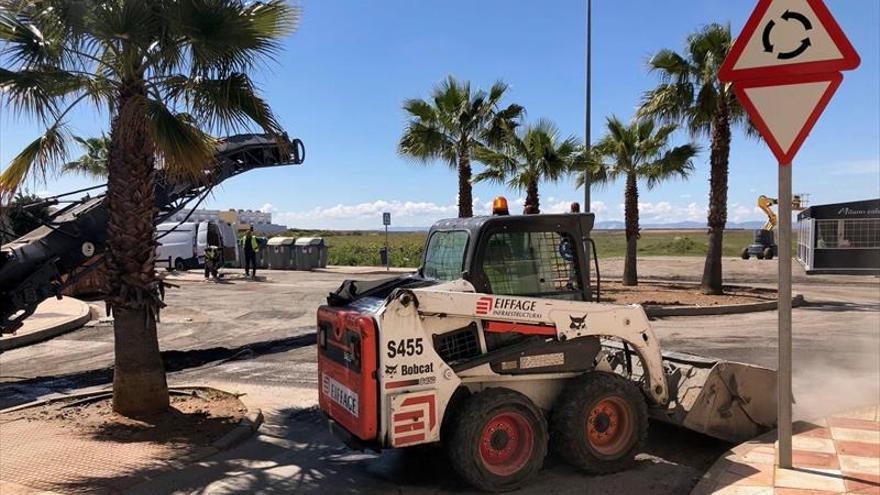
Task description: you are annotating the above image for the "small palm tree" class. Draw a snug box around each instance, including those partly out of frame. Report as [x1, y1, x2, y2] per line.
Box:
[399, 76, 523, 217]
[0, 0, 298, 416]
[474, 119, 580, 213]
[63, 136, 110, 180]
[638, 23, 752, 295]
[583, 116, 698, 286]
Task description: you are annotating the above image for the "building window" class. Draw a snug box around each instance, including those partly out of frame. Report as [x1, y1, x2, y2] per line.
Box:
[815, 218, 880, 249]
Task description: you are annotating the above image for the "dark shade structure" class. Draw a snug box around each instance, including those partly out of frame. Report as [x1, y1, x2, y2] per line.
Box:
[796, 198, 880, 274]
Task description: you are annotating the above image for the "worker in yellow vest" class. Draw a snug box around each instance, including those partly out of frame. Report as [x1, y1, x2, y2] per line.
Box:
[240, 226, 259, 279]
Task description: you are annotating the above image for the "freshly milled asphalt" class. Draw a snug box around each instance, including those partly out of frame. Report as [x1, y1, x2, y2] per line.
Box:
[1, 258, 877, 494]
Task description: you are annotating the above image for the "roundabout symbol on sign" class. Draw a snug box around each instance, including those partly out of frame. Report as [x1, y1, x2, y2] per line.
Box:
[762, 10, 814, 60]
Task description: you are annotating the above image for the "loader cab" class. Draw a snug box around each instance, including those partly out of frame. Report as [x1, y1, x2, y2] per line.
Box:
[421, 211, 597, 302]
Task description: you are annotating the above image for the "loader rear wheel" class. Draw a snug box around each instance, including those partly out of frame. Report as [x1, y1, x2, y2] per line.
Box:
[550, 371, 647, 474]
[445, 388, 547, 492]
[763, 247, 774, 260]
[741, 248, 750, 260]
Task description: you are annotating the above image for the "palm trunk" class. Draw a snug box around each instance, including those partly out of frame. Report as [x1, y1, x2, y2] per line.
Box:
[700, 97, 731, 295]
[457, 146, 473, 218]
[623, 172, 639, 286]
[107, 79, 169, 417]
[526, 179, 539, 213]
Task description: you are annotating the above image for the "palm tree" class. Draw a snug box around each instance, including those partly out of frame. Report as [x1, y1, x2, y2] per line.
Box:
[474, 119, 580, 213]
[0, 0, 298, 417]
[63, 136, 110, 180]
[583, 116, 698, 286]
[638, 24, 751, 295]
[399, 76, 523, 217]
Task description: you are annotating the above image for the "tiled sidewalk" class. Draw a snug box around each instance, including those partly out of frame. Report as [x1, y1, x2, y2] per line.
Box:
[692, 405, 880, 495]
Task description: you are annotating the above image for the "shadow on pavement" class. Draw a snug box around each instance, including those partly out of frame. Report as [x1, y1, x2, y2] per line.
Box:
[103, 407, 730, 495]
[800, 300, 880, 313]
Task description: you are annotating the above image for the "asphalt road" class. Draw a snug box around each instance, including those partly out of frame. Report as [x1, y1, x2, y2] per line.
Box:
[1, 258, 877, 494]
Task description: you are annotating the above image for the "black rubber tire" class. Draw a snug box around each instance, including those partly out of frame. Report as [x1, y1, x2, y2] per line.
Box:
[445, 388, 548, 492]
[174, 258, 186, 271]
[741, 249, 750, 260]
[550, 371, 648, 474]
[756, 252, 765, 260]
[763, 248, 774, 260]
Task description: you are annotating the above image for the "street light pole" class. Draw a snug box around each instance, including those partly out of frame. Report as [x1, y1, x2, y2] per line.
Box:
[584, 0, 592, 212]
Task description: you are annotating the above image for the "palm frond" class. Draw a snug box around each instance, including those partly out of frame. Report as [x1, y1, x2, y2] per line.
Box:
[145, 100, 216, 180]
[164, 72, 282, 135]
[1, 124, 70, 201]
[637, 83, 694, 124]
[0, 67, 90, 121]
[170, 0, 299, 75]
[0, 7, 67, 68]
[62, 135, 110, 179]
[647, 48, 692, 83]
[643, 144, 699, 190]
[398, 122, 456, 167]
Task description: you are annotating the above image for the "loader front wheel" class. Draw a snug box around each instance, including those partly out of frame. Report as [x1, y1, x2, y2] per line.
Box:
[551, 371, 647, 474]
[445, 388, 547, 492]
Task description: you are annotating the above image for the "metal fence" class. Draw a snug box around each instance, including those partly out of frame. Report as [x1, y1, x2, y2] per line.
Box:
[814, 218, 880, 249]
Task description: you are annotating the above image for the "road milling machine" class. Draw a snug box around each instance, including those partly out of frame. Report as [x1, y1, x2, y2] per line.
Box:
[0, 133, 304, 334]
[318, 197, 778, 492]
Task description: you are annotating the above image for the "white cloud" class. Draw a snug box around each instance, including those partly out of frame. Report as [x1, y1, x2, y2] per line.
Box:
[609, 201, 707, 224]
[259, 203, 275, 213]
[275, 199, 458, 229]
[271, 196, 771, 230]
[828, 159, 880, 176]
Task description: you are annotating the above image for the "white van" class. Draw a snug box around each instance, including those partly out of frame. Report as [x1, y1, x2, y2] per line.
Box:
[156, 221, 225, 271]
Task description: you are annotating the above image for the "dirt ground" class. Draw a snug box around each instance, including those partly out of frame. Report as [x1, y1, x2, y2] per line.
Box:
[1, 258, 876, 495]
[4, 388, 246, 447]
[599, 281, 773, 306]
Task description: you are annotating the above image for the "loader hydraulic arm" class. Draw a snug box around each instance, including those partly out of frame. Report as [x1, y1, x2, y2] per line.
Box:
[390, 283, 670, 405]
[0, 133, 304, 334]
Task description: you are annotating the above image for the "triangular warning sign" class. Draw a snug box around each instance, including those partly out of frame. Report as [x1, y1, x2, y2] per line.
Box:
[719, 0, 860, 81]
[735, 73, 842, 163]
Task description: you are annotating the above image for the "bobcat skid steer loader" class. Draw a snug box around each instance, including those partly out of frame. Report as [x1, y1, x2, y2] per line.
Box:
[317, 203, 776, 492]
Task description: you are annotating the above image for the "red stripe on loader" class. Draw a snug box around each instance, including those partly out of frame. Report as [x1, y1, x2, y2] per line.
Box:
[394, 422, 425, 434]
[394, 433, 426, 446]
[393, 410, 424, 422]
[484, 320, 557, 336]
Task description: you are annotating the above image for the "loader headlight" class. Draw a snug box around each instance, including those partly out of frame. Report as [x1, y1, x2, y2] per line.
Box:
[318, 323, 328, 348]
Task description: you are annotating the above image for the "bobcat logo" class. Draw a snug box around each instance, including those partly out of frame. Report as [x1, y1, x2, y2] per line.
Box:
[385, 365, 398, 377]
[569, 314, 587, 331]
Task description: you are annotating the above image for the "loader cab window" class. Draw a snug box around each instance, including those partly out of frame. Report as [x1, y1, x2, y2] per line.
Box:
[422, 230, 469, 282]
[480, 231, 582, 300]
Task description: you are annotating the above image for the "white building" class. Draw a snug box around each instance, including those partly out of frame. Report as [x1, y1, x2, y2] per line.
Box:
[167, 208, 287, 234]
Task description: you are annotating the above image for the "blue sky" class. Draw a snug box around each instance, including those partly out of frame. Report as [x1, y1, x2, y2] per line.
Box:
[2, 0, 878, 229]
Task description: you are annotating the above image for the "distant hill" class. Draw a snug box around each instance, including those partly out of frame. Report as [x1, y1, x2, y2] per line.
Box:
[289, 220, 765, 234]
[587, 220, 765, 230]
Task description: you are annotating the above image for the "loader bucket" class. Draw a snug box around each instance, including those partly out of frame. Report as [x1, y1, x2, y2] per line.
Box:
[654, 350, 777, 444]
[600, 342, 778, 444]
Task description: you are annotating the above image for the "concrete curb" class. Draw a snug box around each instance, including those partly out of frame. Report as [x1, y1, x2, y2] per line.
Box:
[646, 294, 805, 317]
[0, 298, 92, 351]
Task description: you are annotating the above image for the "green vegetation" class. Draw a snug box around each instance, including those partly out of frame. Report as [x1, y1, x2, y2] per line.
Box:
[586, 116, 698, 285]
[639, 24, 753, 294]
[399, 76, 523, 218]
[474, 118, 580, 213]
[293, 229, 794, 268]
